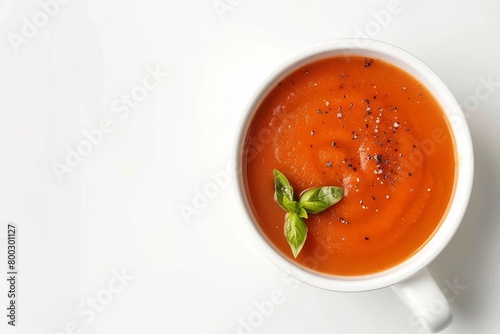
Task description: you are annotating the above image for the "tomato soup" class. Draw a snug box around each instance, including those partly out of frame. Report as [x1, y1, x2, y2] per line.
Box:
[242, 55, 456, 276]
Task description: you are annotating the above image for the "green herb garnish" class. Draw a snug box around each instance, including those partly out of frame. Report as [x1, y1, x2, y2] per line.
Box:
[273, 169, 344, 258]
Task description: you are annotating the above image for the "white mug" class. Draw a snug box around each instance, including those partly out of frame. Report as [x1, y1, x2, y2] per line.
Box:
[235, 39, 474, 333]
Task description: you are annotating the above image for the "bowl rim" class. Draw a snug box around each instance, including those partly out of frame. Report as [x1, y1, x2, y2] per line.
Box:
[234, 38, 474, 292]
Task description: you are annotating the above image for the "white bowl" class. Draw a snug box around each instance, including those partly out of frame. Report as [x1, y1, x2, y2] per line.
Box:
[235, 39, 474, 332]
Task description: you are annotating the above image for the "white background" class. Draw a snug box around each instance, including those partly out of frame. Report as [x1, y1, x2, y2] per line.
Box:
[0, 0, 499, 333]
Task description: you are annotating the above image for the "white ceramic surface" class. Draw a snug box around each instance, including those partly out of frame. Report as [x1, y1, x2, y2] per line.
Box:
[1, 1, 498, 333]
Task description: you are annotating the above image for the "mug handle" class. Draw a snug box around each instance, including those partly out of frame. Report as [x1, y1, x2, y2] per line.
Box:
[391, 268, 452, 333]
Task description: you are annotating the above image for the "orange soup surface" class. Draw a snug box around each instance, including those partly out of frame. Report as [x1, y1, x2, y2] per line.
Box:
[243, 55, 455, 276]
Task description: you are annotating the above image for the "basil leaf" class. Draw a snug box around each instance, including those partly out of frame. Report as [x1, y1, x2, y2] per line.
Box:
[272, 169, 344, 258]
[297, 206, 308, 219]
[283, 197, 307, 218]
[299, 186, 344, 214]
[273, 169, 294, 211]
[283, 196, 300, 213]
[285, 213, 308, 258]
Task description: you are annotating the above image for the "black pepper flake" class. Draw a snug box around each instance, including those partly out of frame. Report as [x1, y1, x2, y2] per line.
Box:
[365, 99, 370, 104]
[339, 217, 345, 222]
[310, 144, 313, 148]
[326, 161, 332, 167]
[365, 237, 370, 240]
[364, 58, 373, 67]
[353, 167, 357, 172]
[348, 163, 353, 168]
[311, 130, 315, 136]
[332, 141, 337, 147]
[317, 109, 322, 114]
[375, 155, 383, 164]
[371, 196, 376, 200]
[373, 95, 377, 100]
[406, 128, 410, 131]
[408, 172, 412, 177]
